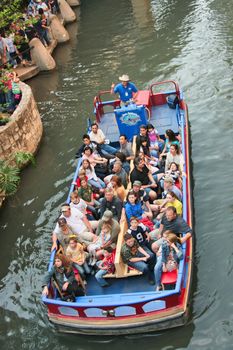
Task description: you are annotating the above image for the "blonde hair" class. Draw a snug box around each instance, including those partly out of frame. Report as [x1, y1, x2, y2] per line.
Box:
[101, 222, 112, 232]
[166, 232, 181, 244]
[79, 169, 86, 177]
[70, 191, 79, 200]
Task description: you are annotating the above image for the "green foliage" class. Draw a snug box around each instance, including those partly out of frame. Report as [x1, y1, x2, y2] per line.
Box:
[14, 151, 36, 167]
[0, 159, 20, 196]
[0, 151, 36, 197]
[0, 0, 28, 30]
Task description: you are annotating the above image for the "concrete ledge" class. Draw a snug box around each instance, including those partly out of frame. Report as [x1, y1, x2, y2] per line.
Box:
[0, 83, 43, 162]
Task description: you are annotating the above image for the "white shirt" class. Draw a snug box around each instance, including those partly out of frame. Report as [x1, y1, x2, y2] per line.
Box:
[70, 199, 87, 214]
[54, 207, 86, 235]
[89, 129, 105, 144]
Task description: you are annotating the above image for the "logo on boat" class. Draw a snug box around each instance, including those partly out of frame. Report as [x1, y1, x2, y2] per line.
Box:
[120, 112, 140, 126]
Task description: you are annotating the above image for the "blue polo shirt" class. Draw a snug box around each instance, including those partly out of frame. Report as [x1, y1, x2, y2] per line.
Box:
[114, 82, 138, 102]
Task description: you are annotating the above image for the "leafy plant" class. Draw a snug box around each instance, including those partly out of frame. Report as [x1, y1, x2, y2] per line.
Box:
[0, 159, 20, 196]
[14, 151, 36, 167]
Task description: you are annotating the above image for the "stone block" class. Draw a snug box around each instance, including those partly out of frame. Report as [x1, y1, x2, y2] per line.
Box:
[59, 0, 76, 23]
[50, 14, 70, 43]
[29, 38, 56, 71]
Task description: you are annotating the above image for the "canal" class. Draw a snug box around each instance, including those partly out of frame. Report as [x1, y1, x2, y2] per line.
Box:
[0, 0, 233, 349]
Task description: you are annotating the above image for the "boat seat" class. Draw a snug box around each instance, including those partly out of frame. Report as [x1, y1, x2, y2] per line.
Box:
[161, 269, 178, 285]
[135, 90, 150, 107]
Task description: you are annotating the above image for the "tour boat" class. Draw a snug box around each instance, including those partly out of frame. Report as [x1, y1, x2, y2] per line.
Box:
[42, 80, 193, 335]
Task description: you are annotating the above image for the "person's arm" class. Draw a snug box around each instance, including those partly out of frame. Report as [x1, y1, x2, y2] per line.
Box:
[157, 223, 164, 238]
[82, 215, 94, 233]
[51, 232, 58, 251]
[180, 232, 192, 244]
[42, 267, 55, 296]
[171, 243, 183, 260]
[138, 246, 150, 259]
[93, 155, 108, 164]
[110, 82, 115, 94]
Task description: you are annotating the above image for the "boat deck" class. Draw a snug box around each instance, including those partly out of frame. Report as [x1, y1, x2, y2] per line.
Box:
[99, 104, 179, 142]
[85, 274, 155, 296]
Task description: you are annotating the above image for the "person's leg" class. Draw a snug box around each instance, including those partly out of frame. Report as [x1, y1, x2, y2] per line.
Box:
[101, 143, 117, 155]
[72, 262, 85, 279]
[154, 255, 163, 289]
[83, 261, 91, 275]
[89, 220, 99, 231]
[95, 262, 109, 286]
[88, 179, 101, 189]
[128, 260, 149, 275]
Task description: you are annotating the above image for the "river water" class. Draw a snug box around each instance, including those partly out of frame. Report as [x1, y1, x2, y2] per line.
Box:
[0, 0, 233, 349]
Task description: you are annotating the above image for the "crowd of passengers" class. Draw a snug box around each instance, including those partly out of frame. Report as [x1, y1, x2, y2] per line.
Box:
[42, 122, 192, 300]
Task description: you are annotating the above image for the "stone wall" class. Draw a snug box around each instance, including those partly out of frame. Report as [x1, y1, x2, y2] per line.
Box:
[0, 83, 43, 162]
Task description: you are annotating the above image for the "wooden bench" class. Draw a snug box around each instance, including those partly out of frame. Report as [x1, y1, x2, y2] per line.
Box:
[105, 136, 142, 279]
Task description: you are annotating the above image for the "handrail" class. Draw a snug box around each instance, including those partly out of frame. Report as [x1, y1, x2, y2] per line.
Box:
[150, 80, 180, 99]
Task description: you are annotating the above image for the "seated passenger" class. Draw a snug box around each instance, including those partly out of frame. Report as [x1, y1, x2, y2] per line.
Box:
[119, 134, 134, 162]
[131, 180, 153, 219]
[70, 190, 96, 221]
[76, 134, 112, 160]
[80, 159, 105, 189]
[104, 160, 128, 189]
[162, 175, 182, 201]
[82, 146, 108, 166]
[130, 156, 157, 201]
[95, 247, 115, 287]
[42, 254, 85, 299]
[87, 222, 112, 265]
[52, 204, 97, 250]
[66, 237, 90, 283]
[82, 146, 109, 180]
[127, 217, 158, 254]
[51, 217, 77, 252]
[121, 233, 155, 284]
[108, 175, 126, 202]
[89, 122, 117, 155]
[165, 144, 184, 173]
[136, 125, 150, 153]
[73, 169, 88, 189]
[151, 206, 192, 245]
[154, 232, 183, 291]
[124, 190, 154, 230]
[110, 151, 130, 174]
[147, 123, 164, 153]
[99, 188, 123, 222]
[96, 210, 120, 249]
[78, 178, 100, 219]
[110, 74, 138, 104]
[137, 151, 164, 182]
[160, 162, 181, 188]
[160, 129, 180, 158]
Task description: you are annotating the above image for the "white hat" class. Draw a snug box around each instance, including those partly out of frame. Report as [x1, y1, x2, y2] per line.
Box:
[119, 74, 130, 82]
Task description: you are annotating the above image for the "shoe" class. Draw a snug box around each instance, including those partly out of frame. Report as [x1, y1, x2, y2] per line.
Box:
[90, 258, 97, 266]
[101, 283, 110, 288]
[156, 285, 163, 291]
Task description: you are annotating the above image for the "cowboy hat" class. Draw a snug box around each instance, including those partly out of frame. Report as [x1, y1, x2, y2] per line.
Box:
[119, 74, 130, 81]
